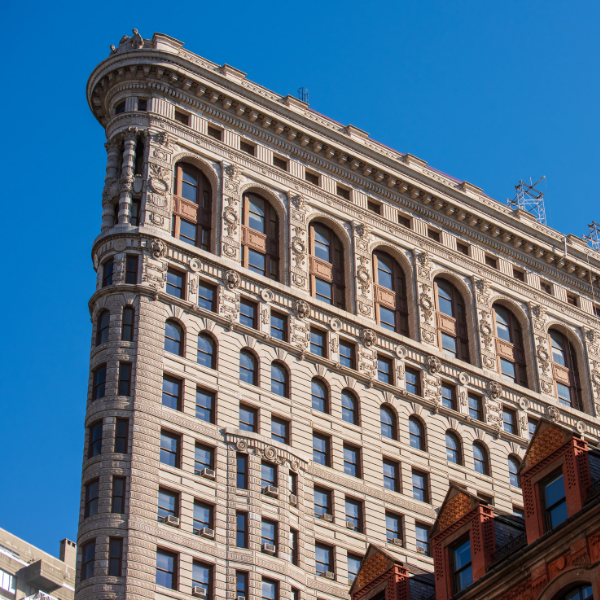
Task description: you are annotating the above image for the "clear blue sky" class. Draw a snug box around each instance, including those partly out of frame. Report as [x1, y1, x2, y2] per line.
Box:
[2, 0, 598, 557]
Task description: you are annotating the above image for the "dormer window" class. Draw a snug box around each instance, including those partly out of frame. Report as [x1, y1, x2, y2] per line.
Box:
[451, 537, 473, 592]
[542, 470, 568, 530]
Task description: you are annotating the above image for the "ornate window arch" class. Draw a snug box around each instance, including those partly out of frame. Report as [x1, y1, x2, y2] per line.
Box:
[372, 250, 409, 336]
[309, 221, 345, 309]
[164, 319, 184, 356]
[445, 431, 463, 465]
[341, 389, 359, 425]
[409, 416, 426, 451]
[172, 161, 212, 250]
[380, 404, 397, 440]
[197, 332, 217, 369]
[241, 191, 279, 281]
[548, 327, 583, 410]
[493, 303, 528, 387]
[434, 277, 470, 363]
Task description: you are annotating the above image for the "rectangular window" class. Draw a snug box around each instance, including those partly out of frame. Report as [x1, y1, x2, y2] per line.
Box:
[310, 328, 326, 357]
[261, 461, 277, 488]
[174, 111, 189, 125]
[405, 367, 421, 396]
[542, 470, 568, 530]
[513, 268, 525, 281]
[503, 408, 516, 434]
[313, 432, 330, 466]
[0, 569, 15, 594]
[477, 492, 493, 505]
[198, 281, 217, 312]
[122, 306, 134, 341]
[159, 431, 180, 468]
[125, 255, 138, 284]
[108, 538, 123, 577]
[239, 404, 257, 432]
[131, 199, 140, 226]
[452, 537, 473, 592]
[377, 355, 392, 385]
[262, 578, 278, 600]
[207, 126, 222, 141]
[114, 418, 128, 453]
[398, 213, 411, 228]
[367, 201, 381, 214]
[194, 443, 214, 474]
[81, 541, 96, 581]
[337, 185, 350, 200]
[261, 518, 277, 548]
[441, 383, 457, 411]
[271, 417, 289, 445]
[137, 98, 147, 111]
[193, 501, 213, 534]
[315, 543, 333, 576]
[468, 394, 482, 421]
[240, 141, 255, 156]
[347, 554, 362, 581]
[305, 171, 319, 186]
[85, 479, 100, 517]
[415, 523, 429, 556]
[339, 340, 356, 369]
[166, 269, 185, 299]
[92, 365, 107, 400]
[102, 259, 114, 287]
[196, 388, 215, 423]
[158, 488, 178, 521]
[528, 418, 538, 439]
[541, 281, 553, 295]
[240, 299, 257, 329]
[118, 362, 132, 396]
[273, 156, 288, 171]
[289, 471, 298, 495]
[343, 444, 360, 478]
[161, 375, 181, 410]
[88, 422, 103, 458]
[156, 549, 177, 589]
[513, 506, 524, 518]
[567, 294, 578, 307]
[428, 229, 440, 243]
[270, 311, 288, 341]
[485, 256, 498, 269]
[314, 486, 331, 518]
[236, 571, 248, 599]
[345, 497, 362, 532]
[383, 459, 399, 492]
[385, 512, 401, 543]
[412, 470, 428, 503]
[192, 562, 212, 596]
[236, 512, 248, 548]
[457, 242, 469, 256]
[112, 477, 125, 514]
[237, 453, 248, 488]
[289, 529, 299, 565]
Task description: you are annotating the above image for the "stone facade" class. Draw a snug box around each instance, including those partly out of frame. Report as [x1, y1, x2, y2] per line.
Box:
[79, 30, 600, 600]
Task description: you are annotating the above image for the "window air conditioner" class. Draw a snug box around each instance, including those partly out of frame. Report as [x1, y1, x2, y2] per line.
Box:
[162, 515, 180, 527]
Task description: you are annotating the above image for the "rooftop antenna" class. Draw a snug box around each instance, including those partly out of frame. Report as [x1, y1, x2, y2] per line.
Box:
[507, 176, 547, 225]
[297, 87, 309, 103]
[584, 222, 600, 251]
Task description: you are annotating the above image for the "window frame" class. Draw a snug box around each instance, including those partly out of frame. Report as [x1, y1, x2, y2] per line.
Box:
[451, 535, 473, 593]
[309, 222, 345, 309]
[383, 458, 400, 492]
[162, 375, 182, 411]
[197, 332, 217, 369]
[114, 418, 129, 453]
[271, 416, 289, 445]
[155, 548, 177, 590]
[473, 442, 489, 475]
[313, 486, 331, 518]
[541, 469, 568, 531]
[339, 339, 356, 370]
[239, 403, 258, 433]
[239, 298, 258, 329]
[343, 443, 361, 478]
[239, 349, 258, 386]
[236, 512, 248, 548]
[377, 354, 393, 385]
[88, 421, 103, 459]
[405, 367, 421, 396]
[121, 306, 135, 342]
[85, 479, 100, 518]
[96, 310, 110, 346]
[313, 432, 331, 467]
[197, 280, 217, 312]
[315, 543, 333, 576]
[164, 319, 184, 356]
[194, 442, 214, 474]
[192, 500, 213, 534]
[412, 469, 429, 503]
[166, 268, 186, 300]
[270, 311, 288, 341]
[81, 541, 96, 581]
[385, 511, 402, 543]
[195, 387, 215, 423]
[441, 382, 457, 411]
[434, 278, 470, 362]
[192, 561, 212, 597]
[344, 497, 363, 532]
[111, 477, 125, 514]
[380, 404, 397, 440]
[118, 362, 132, 396]
[493, 304, 528, 387]
[409, 417, 425, 451]
[548, 329, 582, 410]
[236, 453, 248, 489]
[159, 430, 180, 469]
[445, 431, 462, 465]
[92, 364, 107, 401]
[108, 538, 123, 577]
[311, 378, 329, 413]
[341, 389, 359, 425]
[372, 250, 409, 336]
[270, 361, 289, 398]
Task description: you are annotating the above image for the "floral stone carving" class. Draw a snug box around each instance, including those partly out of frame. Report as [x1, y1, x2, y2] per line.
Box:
[223, 269, 240, 290]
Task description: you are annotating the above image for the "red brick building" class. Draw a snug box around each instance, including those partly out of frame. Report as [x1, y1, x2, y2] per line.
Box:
[350, 420, 600, 600]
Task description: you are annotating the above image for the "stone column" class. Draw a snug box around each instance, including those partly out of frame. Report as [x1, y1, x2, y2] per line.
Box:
[101, 139, 121, 231]
[353, 222, 374, 320]
[222, 163, 242, 260]
[118, 127, 138, 225]
[289, 193, 309, 292]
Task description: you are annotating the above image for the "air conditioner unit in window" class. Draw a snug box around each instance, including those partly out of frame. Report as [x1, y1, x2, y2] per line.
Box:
[237, 596, 246, 600]
[264, 485, 279, 498]
[391, 538, 402, 546]
[416, 546, 426, 554]
[262, 543, 277, 555]
[192, 586, 207, 598]
[345, 521, 356, 529]
[162, 515, 180, 527]
[201, 468, 216, 480]
[199, 527, 215, 539]
[289, 493, 298, 505]
[322, 513, 333, 522]
[323, 571, 335, 580]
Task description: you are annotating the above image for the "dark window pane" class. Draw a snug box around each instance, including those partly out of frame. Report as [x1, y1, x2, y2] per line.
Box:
[195, 389, 214, 423]
[162, 376, 180, 410]
[198, 282, 216, 311]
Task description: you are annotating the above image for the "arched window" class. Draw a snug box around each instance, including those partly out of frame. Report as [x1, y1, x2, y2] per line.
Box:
[241, 192, 279, 281]
[493, 304, 528, 387]
[380, 405, 397, 440]
[549, 329, 582, 410]
[372, 251, 409, 336]
[473, 443, 489, 475]
[164, 320, 183, 356]
[341, 390, 358, 425]
[445, 431, 462, 465]
[409, 417, 425, 451]
[309, 222, 345, 309]
[197, 333, 216, 369]
[561, 585, 593, 600]
[172, 162, 212, 250]
[96, 311, 110, 346]
[271, 362, 288, 397]
[239, 350, 257, 386]
[311, 378, 328, 413]
[508, 456, 520, 487]
[434, 278, 469, 363]
[122, 306, 135, 342]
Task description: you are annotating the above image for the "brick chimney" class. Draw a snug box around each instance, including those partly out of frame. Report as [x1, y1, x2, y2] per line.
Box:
[59, 539, 77, 569]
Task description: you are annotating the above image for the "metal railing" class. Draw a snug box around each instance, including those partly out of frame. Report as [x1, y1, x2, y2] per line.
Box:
[491, 532, 527, 563]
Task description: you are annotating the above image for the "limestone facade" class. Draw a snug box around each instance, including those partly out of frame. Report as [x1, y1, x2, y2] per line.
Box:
[79, 30, 600, 600]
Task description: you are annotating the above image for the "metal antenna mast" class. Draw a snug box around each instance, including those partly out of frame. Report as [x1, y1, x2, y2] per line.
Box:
[507, 176, 547, 224]
[297, 87, 309, 103]
[584, 222, 600, 250]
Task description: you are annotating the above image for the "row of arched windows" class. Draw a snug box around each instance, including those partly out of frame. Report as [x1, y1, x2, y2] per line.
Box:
[163, 161, 585, 410]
